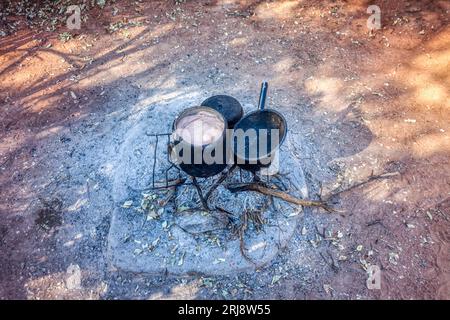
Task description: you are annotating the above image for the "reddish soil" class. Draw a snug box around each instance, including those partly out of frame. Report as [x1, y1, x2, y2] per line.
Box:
[0, 0, 449, 299]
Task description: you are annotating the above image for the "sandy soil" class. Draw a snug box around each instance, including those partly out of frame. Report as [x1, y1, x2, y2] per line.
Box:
[0, 0, 449, 299]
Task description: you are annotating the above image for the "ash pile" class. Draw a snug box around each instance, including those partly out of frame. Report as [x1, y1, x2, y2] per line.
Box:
[108, 135, 307, 275]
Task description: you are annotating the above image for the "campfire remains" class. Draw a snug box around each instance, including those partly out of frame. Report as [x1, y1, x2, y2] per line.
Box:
[107, 86, 329, 274]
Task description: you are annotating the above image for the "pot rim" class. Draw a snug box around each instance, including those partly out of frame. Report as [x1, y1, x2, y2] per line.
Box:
[173, 106, 228, 147]
[232, 108, 287, 161]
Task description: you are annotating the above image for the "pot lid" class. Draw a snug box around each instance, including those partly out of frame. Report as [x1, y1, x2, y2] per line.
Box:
[201, 95, 243, 128]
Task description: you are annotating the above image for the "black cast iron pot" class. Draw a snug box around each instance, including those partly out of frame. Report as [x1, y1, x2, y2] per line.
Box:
[171, 106, 229, 178]
[232, 82, 287, 172]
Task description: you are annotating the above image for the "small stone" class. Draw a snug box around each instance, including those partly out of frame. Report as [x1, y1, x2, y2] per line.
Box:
[389, 252, 399, 265]
[301, 226, 307, 235]
[323, 284, 333, 295]
[66, 264, 81, 290]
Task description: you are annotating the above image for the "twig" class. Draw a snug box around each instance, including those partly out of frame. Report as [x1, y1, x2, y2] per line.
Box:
[226, 182, 335, 212]
[247, 210, 264, 231]
[204, 164, 237, 201]
[214, 206, 238, 227]
[271, 174, 288, 191]
[175, 206, 204, 213]
[327, 171, 400, 199]
[319, 250, 339, 273]
[152, 177, 186, 189]
[129, 177, 186, 192]
[173, 223, 227, 236]
[192, 177, 209, 210]
[159, 188, 176, 207]
[235, 211, 256, 266]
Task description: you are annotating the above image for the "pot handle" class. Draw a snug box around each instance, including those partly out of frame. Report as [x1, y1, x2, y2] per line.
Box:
[258, 81, 268, 111]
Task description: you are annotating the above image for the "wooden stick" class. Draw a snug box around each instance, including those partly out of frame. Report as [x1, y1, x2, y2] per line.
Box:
[192, 177, 209, 210]
[326, 171, 400, 199]
[204, 164, 237, 201]
[226, 183, 334, 212]
[129, 178, 186, 192]
[153, 177, 186, 189]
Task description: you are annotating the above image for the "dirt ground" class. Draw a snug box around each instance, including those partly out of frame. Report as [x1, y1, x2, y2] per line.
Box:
[0, 0, 449, 300]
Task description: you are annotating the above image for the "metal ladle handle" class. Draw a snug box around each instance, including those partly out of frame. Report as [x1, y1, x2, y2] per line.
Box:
[258, 81, 268, 111]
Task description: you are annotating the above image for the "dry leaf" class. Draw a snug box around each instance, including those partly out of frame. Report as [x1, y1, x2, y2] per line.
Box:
[121, 200, 133, 208]
[271, 275, 281, 285]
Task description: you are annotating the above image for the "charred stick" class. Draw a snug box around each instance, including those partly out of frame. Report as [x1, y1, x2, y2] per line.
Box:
[158, 188, 176, 207]
[215, 206, 238, 229]
[129, 178, 186, 192]
[192, 177, 209, 210]
[215, 206, 236, 217]
[204, 164, 237, 201]
[153, 177, 186, 189]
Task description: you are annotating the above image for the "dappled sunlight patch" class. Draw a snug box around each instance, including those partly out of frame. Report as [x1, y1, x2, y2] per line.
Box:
[158, 76, 178, 90]
[415, 84, 448, 105]
[303, 76, 351, 112]
[128, 87, 203, 121]
[140, 87, 198, 105]
[342, 0, 373, 15]
[270, 57, 305, 88]
[151, 22, 175, 38]
[217, 0, 246, 6]
[25, 272, 68, 299]
[77, 61, 141, 87]
[392, 28, 450, 108]
[255, 0, 299, 20]
[412, 132, 450, 158]
[412, 48, 450, 79]
[423, 25, 450, 50]
[367, 117, 432, 143]
[229, 36, 248, 47]
[148, 280, 201, 300]
[24, 267, 106, 299]
[406, 46, 450, 106]
[22, 94, 63, 113]
[304, 76, 342, 96]
[273, 57, 294, 73]
[0, 133, 27, 153]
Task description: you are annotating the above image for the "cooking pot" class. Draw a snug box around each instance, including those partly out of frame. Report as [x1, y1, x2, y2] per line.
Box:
[232, 82, 287, 172]
[171, 106, 229, 178]
[201, 95, 243, 129]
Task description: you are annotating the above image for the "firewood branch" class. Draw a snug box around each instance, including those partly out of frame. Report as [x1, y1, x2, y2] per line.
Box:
[225, 183, 335, 212]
